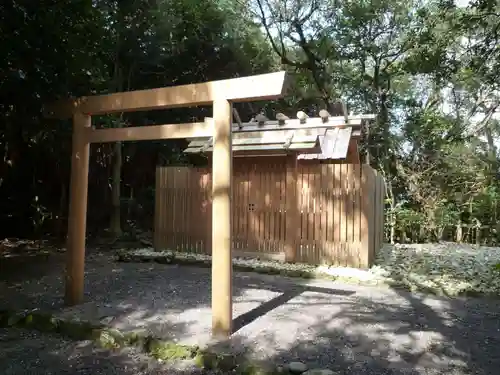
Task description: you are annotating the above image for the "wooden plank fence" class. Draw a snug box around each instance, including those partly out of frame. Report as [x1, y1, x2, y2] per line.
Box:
[154, 162, 384, 268]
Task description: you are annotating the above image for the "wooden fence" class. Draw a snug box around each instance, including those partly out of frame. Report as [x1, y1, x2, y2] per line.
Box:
[154, 162, 384, 268]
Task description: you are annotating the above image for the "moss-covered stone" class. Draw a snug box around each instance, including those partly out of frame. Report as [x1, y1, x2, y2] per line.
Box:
[155, 255, 174, 264]
[235, 264, 254, 272]
[263, 267, 280, 275]
[0, 307, 282, 375]
[146, 338, 196, 361]
[237, 363, 272, 375]
[195, 351, 239, 371]
[57, 319, 99, 340]
[123, 330, 146, 347]
[23, 312, 60, 332]
[193, 352, 205, 368]
[216, 353, 239, 371]
[11, 311, 24, 326]
[196, 351, 218, 370]
[92, 328, 120, 349]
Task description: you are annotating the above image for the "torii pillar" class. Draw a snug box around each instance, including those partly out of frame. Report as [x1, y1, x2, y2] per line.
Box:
[44, 71, 288, 338]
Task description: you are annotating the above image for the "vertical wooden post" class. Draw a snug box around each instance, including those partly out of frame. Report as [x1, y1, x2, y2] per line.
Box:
[154, 167, 161, 251]
[285, 155, 298, 262]
[211, 99, 233, 338]
[65, 112, 91, 305]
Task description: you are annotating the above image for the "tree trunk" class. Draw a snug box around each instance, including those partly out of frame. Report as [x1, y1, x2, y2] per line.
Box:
[110, 136, 122, 237]
[57, 182, 66, 241]
[456, 220, 462, 243]
[484, 126, 498, 174]
[387, 182, 396, 244]
[108, 19, 125, 238]
[390, 214, 395, 244]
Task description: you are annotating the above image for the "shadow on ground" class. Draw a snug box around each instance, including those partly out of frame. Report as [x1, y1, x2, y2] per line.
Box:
[1, 252, 500, 374]
[376, 243, 500, 297]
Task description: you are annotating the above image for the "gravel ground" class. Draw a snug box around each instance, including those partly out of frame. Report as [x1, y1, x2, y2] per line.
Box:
[1, 253, 500, 374]
[0, 327, 205, 375]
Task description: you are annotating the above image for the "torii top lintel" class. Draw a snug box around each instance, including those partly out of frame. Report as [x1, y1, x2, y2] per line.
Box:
[44, 71, 289, 119]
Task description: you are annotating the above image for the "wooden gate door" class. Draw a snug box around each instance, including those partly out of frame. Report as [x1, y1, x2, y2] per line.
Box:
[232, 160, 287, 259]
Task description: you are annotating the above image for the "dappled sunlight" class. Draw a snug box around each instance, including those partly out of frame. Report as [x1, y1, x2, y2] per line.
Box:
[224, 290, 478, 372]
[155, 154, 383, 268]
[2, 253, 500, 373]
[374, 243, 500, 295]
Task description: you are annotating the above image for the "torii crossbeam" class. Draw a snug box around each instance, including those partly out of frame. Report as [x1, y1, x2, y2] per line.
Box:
[44, 71, 289, 338]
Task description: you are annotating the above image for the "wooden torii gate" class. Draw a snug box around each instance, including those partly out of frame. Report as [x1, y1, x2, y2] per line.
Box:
[44, 71, 289, 338]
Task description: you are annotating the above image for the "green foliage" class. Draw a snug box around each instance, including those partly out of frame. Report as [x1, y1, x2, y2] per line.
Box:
[0, 0, 275, 238]
[1, 0, 500, 246]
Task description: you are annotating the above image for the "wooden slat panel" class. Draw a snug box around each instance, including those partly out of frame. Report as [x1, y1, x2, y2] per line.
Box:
[305, 166, 313, 260]
[171, 168, 178, 250]
[205, 170, 212, 254]
[166, 168, 172, 249]
[176, 168, 183, 251]
[189, 169, 196, 251]
[187, 170, 194, 251]
[297, 165, 303, 260]
[164, 168, 170, 249]
[156, 167, 162, 249]
[179, 168, 187, 251]
[264, 164, 270, 252]
[346, 163, 354, 264]
[326, 164, 333, 262]
[154, 162, 384, 268]
[353, 163, 361, 260]
[313, 166, 320, 263]
[190, 169, 197, 252]
[333, 164, 340, 262]
[262, 165, 268, 252]
[243, 167, 250, 251]
[268, 164, 274, 252]
[250, 164, 259, 251]
[270, 164, 276, 252]
[154, 167, 161, 250]
[198, 169, 205, 252]
[285, 156, 298, 262]
[173, 169, 181, 251]
[279, 163, 286, 252]
[260, 165, 267, 252]
[232, 168, 238, 250]
[204, 170, 212, 253]
[239, 166, 246, 250]
[320, 164, 328, 262]
[167, 168, 174, 249]
[360, 165, 375, 268]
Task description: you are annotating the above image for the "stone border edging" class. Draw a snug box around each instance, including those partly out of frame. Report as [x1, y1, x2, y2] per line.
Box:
[114, 248, 498, 298]
[0, 308, 336, 374]
[115, 248, 375, 282]
[0, 308, 285, 374]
